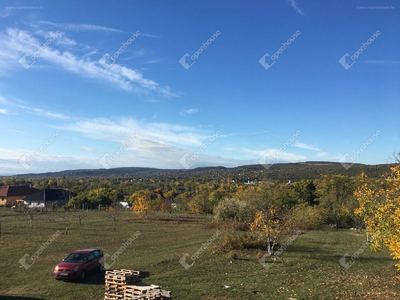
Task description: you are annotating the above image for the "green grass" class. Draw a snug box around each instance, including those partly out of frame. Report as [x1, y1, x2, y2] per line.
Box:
[0, 208, 399, 300]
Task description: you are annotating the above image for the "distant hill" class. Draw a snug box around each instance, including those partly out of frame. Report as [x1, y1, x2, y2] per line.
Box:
[8, 162, 395, 182]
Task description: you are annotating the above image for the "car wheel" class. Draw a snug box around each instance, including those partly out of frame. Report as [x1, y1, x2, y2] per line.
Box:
[79, 270, 86, 281]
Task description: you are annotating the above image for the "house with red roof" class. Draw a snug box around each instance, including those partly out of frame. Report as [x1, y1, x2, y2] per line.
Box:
[0, 185, 40, 207]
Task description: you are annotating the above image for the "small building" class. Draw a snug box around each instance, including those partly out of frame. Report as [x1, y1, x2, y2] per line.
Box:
[23, 189, 76, 208]
[0, 185, 40, 207]
[119, 201, 130, 209]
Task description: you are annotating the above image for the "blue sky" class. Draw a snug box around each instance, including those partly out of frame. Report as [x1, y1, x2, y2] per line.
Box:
[0, 0, 399, 175]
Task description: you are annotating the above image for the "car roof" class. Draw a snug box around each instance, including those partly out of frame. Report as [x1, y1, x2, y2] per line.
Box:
[71, 249, 101, 254]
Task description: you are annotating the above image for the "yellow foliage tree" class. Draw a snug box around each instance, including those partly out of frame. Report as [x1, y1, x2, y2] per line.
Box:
[130, 190, 152, 218]
[249, 209, 281, 256]
[354, 166, 400, 271]
[187, 198, 203, 214]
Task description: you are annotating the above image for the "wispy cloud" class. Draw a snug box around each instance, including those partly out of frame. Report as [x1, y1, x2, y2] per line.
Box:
[30, 108, 69, 120]
[141, 33, 160, 38]
[64, 117, 209, 147]
[0, 108, 8, 114]
[0, 7, 13, 18]
[294, 142, 329, 158]
[294, 142, 320, 151]
[0, 95, 69, 120]
[56, 36, 77, 46]
[180, 108, 198, 115]
[35, 21, 122, 33]
[244, 148, 305, 162]
[0, 28, 178, 97]
[59, 117, 229, 170]
[286, 0, 305, 17]
[79, 146, 99, 152]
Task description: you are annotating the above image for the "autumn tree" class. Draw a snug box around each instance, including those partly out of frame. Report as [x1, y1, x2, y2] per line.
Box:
[354, 166, 400, 271]
[249, 183, 292, 256]
[130, 190, 152, 218]
[249, 209, 282, 256]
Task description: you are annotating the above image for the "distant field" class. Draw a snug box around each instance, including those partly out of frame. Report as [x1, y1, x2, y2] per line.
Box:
[0, 208, 399, 300]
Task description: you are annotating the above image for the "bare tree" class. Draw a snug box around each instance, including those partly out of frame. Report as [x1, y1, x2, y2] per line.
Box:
[60, 211, 72, 235]
[105, 206, 121, 231]
[25, 207, 35, 229]
[393, 152, 400, 164]
[73, 210, 87, 226]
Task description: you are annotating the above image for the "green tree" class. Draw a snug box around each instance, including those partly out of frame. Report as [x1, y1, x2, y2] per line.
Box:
[315, 175, 358, 228]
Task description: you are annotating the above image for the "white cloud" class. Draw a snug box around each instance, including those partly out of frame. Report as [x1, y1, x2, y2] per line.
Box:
[244, 148, 305, 162]
[141, 34, 160, 38]
[0, 28, 178, 97]
[64, 117, 208, 147]
[35, 21, 122, 33]
[30, 108, 69, 120]
[56, 36, 77, 46]
[180, 108, 198, 115]
[294, 142, 321, 151]
[287, 0, 305, 17]
[0, 147, 99, 175]
[79, 146, 99, 152]
[0, 108, 8, 114]
[0, 95, 69, 120]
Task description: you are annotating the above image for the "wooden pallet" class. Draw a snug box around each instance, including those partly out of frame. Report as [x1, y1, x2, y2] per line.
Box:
[104, 292, 124, 300]
[105, 270, 143, 285]
[104, 269, 171, 300]
[124, 285, 171, 300]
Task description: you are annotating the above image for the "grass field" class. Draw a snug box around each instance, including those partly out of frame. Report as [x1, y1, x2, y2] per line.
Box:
[0, 208, 399, 300]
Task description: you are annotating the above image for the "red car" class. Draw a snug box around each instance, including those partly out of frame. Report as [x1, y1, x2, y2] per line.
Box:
[54, 249, 104, 281]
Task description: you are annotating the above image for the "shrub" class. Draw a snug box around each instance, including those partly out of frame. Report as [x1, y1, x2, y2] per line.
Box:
[214, 198, 255, 224]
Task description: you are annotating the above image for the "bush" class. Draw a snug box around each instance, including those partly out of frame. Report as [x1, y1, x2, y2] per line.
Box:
[218, 230, 244, 250]
[286, 203, 326, 231]
[214, 198, 255, 225]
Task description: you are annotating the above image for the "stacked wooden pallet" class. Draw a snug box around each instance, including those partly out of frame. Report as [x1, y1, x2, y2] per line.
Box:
[124, 283, 172, 299]
[104, 269, 171, 300]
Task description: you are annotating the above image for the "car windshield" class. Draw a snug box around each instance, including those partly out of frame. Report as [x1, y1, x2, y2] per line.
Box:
[64, 253, 88, 263]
